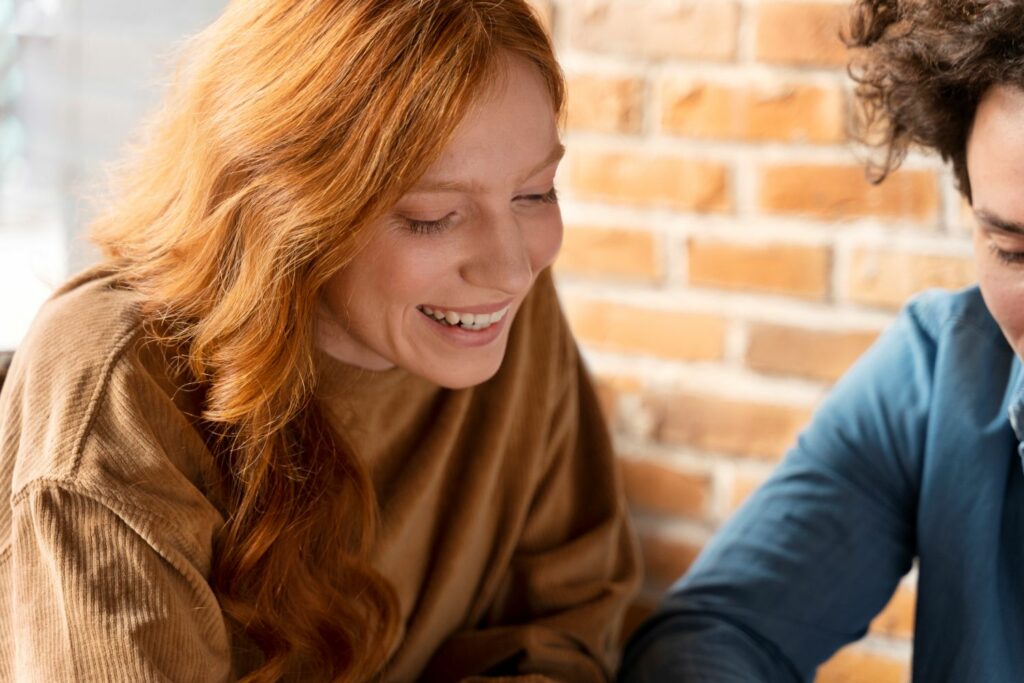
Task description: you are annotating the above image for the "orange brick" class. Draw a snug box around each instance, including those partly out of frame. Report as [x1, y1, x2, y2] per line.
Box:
[570, 1, 739, 61]
[639, 534, 704, 588]
[756, 3, 849, 67]
[593, 374, 642, 427]
[760, 164, 939, 222]
[567, 74, 643, 134]
[651, 392, 814, 460]
[660, 80, 846, 144]
[955, 195, 977, 236]
[688, 239, 831, 300]
[815, 645, 909, 683]
[620, 457, 711, 518]
[566, 298, 727, 362]
[845, 248, 977, 310]
[870, 583, 917, 639]
[598, 373, 644, 394]
[728, 469, 771, 514]
[570, 150, 732, 213]
[556, 226, 660, 282]
[746, 324, 879, 382]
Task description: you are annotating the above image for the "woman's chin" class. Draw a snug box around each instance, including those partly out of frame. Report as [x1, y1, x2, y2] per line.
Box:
[413, 351, 506, 390]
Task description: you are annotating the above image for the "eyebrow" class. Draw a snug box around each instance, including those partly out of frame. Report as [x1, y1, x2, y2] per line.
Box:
[975, 209, 1024, 236]
[410, 142, 566, 195]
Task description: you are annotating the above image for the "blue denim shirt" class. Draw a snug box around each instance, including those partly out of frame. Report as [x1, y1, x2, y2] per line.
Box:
[619, 286, 1024, 683]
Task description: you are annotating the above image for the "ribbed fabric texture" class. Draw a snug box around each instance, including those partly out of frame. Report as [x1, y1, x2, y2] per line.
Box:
[0, 267, 640, 682]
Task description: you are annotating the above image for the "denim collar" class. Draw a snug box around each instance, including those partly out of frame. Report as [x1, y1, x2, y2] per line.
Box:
[1008, 355, 1024, 444]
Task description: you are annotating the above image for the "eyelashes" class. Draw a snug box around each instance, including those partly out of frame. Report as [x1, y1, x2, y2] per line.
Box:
[988, 242, 1024, 265]
[406, 214, 456, 236]
[404, 187, 559, 236]
[527, 187, 560, 205]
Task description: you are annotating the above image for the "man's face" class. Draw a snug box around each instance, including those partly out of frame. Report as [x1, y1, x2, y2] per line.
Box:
[968, 85, 1024, 359]
[315, 55, 564, 389]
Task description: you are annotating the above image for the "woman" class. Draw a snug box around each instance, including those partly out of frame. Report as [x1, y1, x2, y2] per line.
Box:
[0, 1, 640, 681]
[620, 1, 1024, 681]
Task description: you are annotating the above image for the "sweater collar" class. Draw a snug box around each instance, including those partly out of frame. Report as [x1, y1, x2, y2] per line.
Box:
[314, 346, 417, 401]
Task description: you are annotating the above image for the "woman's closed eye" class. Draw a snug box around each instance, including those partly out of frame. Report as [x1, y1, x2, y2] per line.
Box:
[404, 188, 558, 236]
[405, 213, 456, 236]
[515, 187, 558, 205]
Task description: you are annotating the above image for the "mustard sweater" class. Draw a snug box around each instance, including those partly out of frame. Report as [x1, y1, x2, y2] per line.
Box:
[0, 267, 640, 682]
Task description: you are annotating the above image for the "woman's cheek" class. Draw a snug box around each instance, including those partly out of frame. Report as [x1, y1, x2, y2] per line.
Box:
[528, 212, 564, 272]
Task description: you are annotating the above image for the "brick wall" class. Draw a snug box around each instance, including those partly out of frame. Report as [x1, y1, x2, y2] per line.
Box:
[539, 1, 977, 680]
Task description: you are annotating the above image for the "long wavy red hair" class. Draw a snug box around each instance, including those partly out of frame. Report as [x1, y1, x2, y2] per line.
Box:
[88, 1, 565, 680]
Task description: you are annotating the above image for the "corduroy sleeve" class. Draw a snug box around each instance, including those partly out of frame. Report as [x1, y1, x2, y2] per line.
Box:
[7, 480, 234, 682]
[420, 342, 642, 683]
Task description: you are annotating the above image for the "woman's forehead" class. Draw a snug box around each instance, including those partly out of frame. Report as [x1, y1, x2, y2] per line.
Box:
[409, 60, 561, 192]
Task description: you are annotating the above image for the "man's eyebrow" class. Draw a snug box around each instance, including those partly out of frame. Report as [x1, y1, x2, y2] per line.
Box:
[975, 209, 1024, 235]
[410, 142, 566, 194]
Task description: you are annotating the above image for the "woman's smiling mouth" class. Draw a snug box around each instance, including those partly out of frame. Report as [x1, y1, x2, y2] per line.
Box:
[417, 304, 511, 331]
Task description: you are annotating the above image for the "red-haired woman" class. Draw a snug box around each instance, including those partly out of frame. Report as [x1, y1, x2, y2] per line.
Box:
[0, 2, 640, 681]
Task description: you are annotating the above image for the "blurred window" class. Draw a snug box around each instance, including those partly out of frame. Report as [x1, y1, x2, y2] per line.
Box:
[1, 0, 66, 349]
[0, 1, 226, 348]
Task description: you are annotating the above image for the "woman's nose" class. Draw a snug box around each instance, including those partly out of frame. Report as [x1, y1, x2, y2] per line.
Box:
[458, 210, 534, 296]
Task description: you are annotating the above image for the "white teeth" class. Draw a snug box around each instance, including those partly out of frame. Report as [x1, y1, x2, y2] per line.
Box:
[419, 304, 511, 331]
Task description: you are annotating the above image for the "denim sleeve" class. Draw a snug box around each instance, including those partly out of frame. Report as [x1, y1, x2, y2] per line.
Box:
[619, 304, 934, 682]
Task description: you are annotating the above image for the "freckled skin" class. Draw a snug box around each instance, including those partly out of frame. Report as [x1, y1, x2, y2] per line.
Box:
[968, 85, 1024, 360]
[317, 56, 564, 389]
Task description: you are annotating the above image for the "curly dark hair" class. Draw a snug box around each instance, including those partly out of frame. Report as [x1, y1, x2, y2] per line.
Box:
[847, 0, 1024, 201]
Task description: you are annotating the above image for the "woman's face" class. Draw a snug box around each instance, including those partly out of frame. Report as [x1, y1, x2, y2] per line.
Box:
[968, 85, 1024, 359]
[317, 56, 564, 388]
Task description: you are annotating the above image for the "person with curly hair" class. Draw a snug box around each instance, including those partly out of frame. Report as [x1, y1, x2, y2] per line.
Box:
[620, 1, 1024, 681]
[0, 1, 641, 681]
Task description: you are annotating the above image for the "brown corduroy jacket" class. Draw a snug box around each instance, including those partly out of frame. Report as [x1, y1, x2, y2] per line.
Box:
[0, 267, 640, 682]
